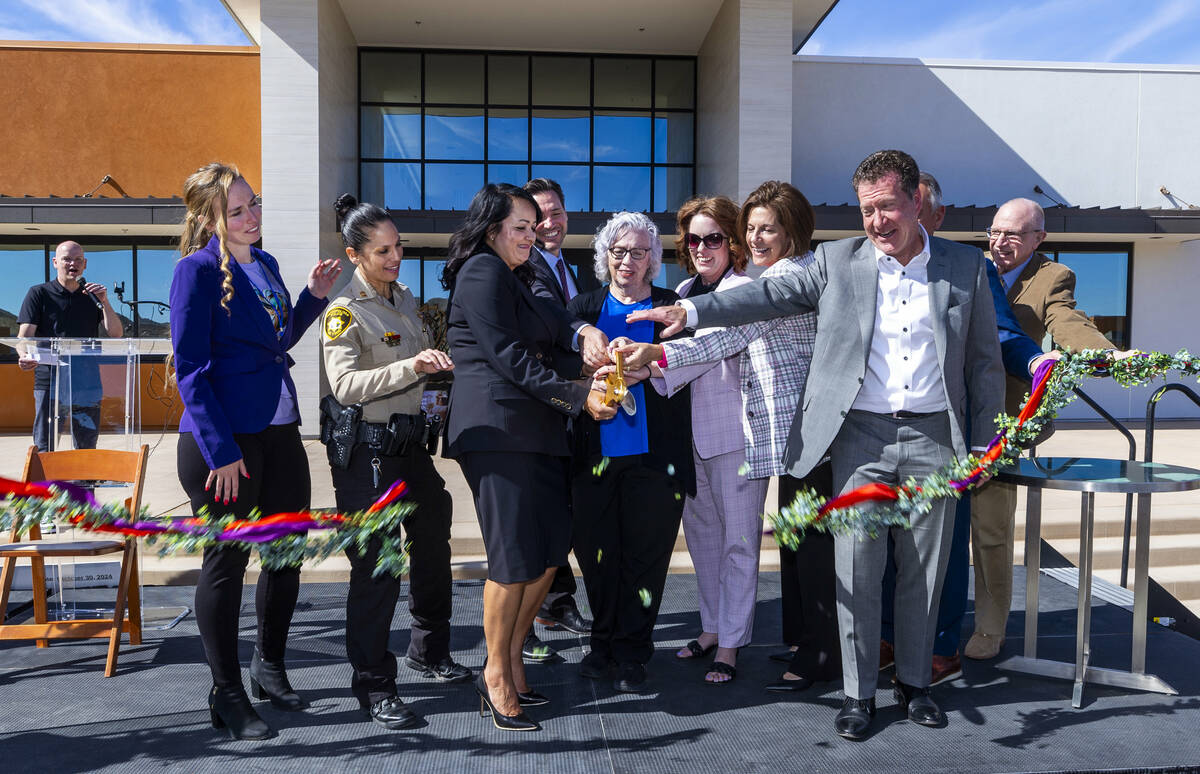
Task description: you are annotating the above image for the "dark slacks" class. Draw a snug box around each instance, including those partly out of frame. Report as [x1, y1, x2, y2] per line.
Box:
[33, 387, 99, 452]
[178, 423, 309, 689]
[332, 442, 454, 707]
[778, 461, 842, 681]
[572, 456, 683, 665]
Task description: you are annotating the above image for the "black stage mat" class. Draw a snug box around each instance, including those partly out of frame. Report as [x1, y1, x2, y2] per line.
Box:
[3, 569, 1200, 774]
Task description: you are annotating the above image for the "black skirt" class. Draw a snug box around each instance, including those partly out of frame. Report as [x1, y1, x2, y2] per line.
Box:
[458, 451, 571, 584]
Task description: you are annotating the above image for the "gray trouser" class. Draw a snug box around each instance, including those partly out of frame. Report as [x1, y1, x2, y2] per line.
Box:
[831, 409, 956, 699]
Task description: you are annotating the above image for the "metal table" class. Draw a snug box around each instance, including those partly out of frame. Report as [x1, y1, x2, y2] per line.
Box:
[994, 457, 1200, 707]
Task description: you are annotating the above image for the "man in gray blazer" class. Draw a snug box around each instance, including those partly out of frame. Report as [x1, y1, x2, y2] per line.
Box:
[634, 150, 1004, 740]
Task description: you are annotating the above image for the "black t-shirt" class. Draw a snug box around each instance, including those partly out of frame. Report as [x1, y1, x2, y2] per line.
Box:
[18, 280, 103, 390]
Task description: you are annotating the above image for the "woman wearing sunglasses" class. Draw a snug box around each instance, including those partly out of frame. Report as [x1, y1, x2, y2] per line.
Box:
[652, 195, 761, 684]
[621, 181, 836, 694]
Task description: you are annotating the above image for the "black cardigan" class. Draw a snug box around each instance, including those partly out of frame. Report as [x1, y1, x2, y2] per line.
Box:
[566, 285, 696, 495]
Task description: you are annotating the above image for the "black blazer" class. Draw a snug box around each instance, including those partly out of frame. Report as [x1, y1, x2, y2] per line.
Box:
[530, 248, 577, 307]
[444, 251, 591, 457]
[566, 285, 696, 495]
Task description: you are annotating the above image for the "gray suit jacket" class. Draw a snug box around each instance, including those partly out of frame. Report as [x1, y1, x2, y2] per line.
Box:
[688, 235, 1005, 480]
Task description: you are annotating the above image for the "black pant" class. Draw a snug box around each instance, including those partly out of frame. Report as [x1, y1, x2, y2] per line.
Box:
[541, 456, 579, 616]
[778, 461, 841, 682]
[33, 387, 99, 452]
[332, 442, 453, 707]
[178, 423, 309, 689]
[572, 456, 683, 665]
[540, 565, 579, 616]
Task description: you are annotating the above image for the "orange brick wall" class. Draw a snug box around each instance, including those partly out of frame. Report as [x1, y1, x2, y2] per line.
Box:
[0, 42, 260, 197]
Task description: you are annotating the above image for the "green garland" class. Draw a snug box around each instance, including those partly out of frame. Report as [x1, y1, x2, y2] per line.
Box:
[768, 349, 1200, 547]
[0, 491, 414, 578]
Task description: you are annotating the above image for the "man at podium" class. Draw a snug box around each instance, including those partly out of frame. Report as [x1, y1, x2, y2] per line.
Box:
[16, 241, 124, 451]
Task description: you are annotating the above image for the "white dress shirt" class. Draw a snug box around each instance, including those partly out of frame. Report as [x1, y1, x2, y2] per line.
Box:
[851, 226, 948, 414]
[537, 246, 579, 299]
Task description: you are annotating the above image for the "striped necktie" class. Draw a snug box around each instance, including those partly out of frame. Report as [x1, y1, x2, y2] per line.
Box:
[555, 258, 574, 301]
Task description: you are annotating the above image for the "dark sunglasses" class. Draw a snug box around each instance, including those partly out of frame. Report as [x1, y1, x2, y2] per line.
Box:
[685, 232, 728, 250]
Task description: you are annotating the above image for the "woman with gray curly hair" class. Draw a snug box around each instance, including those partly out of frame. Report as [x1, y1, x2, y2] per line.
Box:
[564, 211, 696, 693]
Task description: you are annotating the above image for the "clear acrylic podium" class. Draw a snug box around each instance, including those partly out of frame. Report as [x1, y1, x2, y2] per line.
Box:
[1, 337, 183, 626]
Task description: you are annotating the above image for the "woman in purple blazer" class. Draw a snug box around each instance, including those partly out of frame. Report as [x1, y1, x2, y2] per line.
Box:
[170, 162, 340, 740]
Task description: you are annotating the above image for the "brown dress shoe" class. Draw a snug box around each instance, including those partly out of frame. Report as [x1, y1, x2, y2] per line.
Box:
[963, 632, 1005, 660]
[930, 652, 962, 685]
[879, 639, 895, 671]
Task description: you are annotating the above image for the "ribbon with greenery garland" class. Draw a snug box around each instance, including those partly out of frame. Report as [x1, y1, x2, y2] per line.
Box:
[768, 349, 1200, 548]
[0, 479, 414, 577]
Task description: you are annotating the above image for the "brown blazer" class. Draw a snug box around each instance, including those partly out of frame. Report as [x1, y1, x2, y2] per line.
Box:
[997, 252, 1112, 414]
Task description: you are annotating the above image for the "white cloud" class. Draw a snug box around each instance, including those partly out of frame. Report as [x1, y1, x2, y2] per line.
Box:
[1099, 0, 1195, 62]
[16, 0, 191, 44]
[0, 0, 247, 45]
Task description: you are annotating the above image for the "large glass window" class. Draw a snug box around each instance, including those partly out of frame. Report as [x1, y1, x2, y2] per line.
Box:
[0, 245, 48, 338]
[360, 49, 695, 213]
[1047, 248, 1131, 348]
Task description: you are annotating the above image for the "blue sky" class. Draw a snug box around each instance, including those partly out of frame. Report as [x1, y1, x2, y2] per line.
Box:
[0, 0, 248, 45]
[1, 0, 1196, 66]
[802, 0, 1200, 65]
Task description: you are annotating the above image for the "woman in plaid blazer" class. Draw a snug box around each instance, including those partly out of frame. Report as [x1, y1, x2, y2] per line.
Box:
[620, 181, 838, 691]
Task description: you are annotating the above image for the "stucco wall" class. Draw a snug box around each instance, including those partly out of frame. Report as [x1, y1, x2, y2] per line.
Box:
[0, 43, 260, 198]
[791, 56, 1200, 210]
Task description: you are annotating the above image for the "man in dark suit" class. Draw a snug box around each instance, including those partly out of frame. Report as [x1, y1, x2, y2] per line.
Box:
[634, 150, 1004, 740]
[518, 177, 593, 661]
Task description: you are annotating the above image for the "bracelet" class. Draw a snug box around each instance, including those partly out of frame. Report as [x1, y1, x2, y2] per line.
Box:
[656, 350, 668, 369]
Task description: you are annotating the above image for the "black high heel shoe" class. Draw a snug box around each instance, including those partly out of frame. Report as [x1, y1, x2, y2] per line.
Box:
[481, 656, 550, 708]
[517, 689, 550, 707]
[475, 673, 540, 732]
[249, 649, 308, 711]
[209, 685, 272, 741]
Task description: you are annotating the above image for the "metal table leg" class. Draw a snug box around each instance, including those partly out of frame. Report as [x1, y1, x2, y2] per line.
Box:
[1072, 492, 1095, 708]
[1132, 492, 1151, 674]
[1023, 487, 1042, 659]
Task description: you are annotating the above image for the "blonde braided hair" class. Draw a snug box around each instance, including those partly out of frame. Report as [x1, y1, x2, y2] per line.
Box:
[180, 162, 241, 314]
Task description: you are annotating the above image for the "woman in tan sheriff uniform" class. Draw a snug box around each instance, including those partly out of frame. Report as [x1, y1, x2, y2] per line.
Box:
[321, 194, 469, 732]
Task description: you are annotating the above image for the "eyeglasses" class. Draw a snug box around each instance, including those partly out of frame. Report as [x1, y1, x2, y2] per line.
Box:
[685, 232, 728, 250]
[986, 227, 1037, 242]
[609, 246, 650, 261]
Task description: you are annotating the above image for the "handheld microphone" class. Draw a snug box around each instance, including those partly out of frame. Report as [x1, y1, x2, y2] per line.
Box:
[78, 277, 105, 310]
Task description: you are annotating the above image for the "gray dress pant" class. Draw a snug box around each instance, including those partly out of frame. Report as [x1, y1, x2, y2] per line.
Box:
[830, 409, 956, 699]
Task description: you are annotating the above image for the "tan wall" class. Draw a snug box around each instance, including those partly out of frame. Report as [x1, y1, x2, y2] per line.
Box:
[0, 362, 181, 433]
[0, 42, 261, 197]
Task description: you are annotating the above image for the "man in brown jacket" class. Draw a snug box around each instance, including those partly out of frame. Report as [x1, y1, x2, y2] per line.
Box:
[965, 197, 1118, 660]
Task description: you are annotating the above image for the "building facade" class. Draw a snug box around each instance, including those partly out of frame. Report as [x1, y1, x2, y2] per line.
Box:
[3, 0, 1197, 431]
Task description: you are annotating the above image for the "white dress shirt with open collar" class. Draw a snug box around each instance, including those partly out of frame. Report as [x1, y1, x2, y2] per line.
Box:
[850, 225, 948, 415]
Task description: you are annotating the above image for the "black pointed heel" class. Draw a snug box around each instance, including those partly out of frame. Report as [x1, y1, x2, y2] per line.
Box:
[517, 690, 550, 707]
[249, 649, 308, 711]
[208, 685, 272, 741]
[475, 674, 541, 732]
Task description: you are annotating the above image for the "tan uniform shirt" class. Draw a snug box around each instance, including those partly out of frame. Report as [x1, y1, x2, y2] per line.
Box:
[320, 267, 432, 422]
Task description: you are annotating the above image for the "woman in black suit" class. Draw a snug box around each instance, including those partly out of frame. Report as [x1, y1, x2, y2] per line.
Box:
[441, 183, 614, 732]
[567, 211, 695, 694]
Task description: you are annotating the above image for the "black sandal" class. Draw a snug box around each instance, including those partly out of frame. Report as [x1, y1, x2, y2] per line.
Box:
[676, 639, 716, 660]
[705, 661, 737, 684]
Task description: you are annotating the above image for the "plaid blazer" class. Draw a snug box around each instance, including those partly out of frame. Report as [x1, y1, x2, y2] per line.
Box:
[656, 254, 817, 479]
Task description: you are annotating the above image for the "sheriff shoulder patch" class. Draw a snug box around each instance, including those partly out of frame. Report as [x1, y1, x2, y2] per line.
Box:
[324, 306, 353, 340]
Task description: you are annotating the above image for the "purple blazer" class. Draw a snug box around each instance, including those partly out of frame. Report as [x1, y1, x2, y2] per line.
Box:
[169, 235, 326, 469]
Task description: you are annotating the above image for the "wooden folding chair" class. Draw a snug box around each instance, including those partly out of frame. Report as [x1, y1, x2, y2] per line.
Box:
[0, 444, 149, 676]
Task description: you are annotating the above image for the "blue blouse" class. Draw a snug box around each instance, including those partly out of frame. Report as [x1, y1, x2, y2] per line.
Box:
[596, 292, 652, 457]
